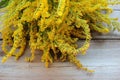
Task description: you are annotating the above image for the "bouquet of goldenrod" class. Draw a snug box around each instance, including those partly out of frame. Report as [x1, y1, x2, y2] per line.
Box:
[0, 0, 120, 72]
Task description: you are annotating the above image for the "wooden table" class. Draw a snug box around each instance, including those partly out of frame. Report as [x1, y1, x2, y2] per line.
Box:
[0, 5, 120, 80]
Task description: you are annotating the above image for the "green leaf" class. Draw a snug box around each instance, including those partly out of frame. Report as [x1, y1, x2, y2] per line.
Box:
[0, 0, 10, 8]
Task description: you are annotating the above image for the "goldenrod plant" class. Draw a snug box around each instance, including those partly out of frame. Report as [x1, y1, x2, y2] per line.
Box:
[0, 0, 120, 72]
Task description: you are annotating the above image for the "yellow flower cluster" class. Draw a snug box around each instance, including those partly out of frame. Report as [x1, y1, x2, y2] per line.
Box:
[0, 0, 120, 72]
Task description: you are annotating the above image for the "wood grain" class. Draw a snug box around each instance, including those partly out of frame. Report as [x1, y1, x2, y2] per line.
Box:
[0, 40, 120, 80]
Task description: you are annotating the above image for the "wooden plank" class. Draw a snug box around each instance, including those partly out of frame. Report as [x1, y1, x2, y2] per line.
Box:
[0, 40, 120, 80]
[109, 4, 120, 11]
[110, 10, 120, 21]
[92, 31, 120, 40]
[0, 9, 120, 40]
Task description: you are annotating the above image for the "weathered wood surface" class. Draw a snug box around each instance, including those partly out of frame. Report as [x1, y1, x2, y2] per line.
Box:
[0, 4, 120, 80]
[109, 4, 120, 10]
[0, 40, 120, 80]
